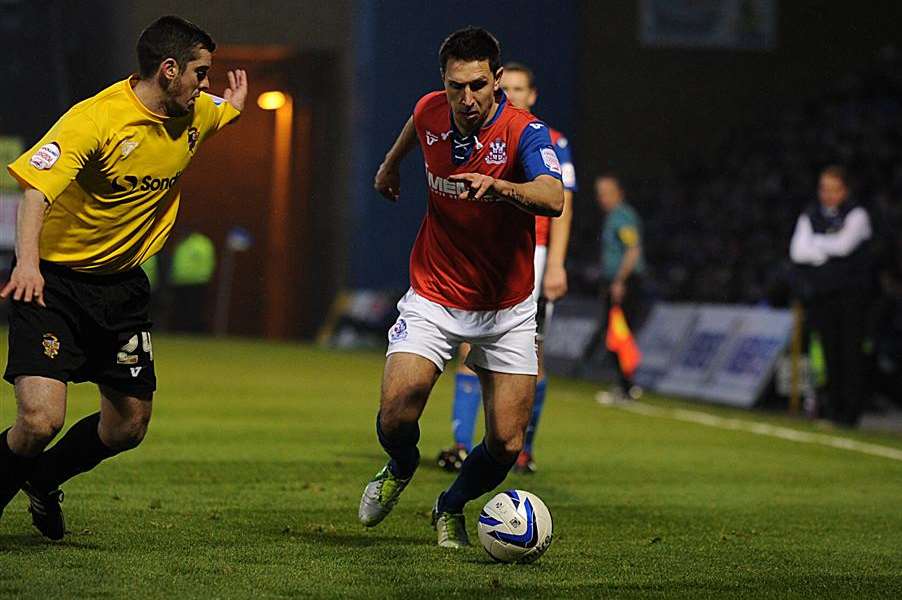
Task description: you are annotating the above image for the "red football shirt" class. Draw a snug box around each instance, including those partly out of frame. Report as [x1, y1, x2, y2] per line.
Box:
[409, 91, 561, 310]
[535, 127, 576, 247]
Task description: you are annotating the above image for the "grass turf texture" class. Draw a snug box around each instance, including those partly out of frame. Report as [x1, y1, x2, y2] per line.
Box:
[1, 335, 901, 599]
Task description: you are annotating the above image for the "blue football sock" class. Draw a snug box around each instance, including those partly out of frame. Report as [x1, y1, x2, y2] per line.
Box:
[376, 412, 420, 479]
[523, 378, 547, 455]
[451, 372, 481, 451]
[439, 442, 515, 514]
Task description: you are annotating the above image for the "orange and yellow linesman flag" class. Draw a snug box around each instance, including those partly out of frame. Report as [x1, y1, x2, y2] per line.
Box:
[605, 306, 642, 378]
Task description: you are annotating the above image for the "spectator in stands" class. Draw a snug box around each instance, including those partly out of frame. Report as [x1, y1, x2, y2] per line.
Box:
[575, 47, 901, 307]
[790, 165, 875, 426]
[595, 173, 645, 402]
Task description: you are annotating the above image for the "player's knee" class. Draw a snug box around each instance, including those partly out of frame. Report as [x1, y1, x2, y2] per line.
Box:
[381, 386, 430, 428]
[17, 410, 64, 448]
[380, 402, 419, 433]
[486, 433, 523, 464]
[103, 413, 151, 451]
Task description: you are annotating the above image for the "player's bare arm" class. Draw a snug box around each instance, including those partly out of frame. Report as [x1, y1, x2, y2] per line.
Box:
[449, 172, 563, 217]
[0, 188, 49, 306]
[543, 189, 573, 300]
[223, 69, 248, 112]
[611, 244, 641, 304]
[374, 116, 418, 201]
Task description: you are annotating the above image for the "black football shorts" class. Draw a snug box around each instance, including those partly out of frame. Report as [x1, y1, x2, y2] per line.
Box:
[4, 260, 156, 396]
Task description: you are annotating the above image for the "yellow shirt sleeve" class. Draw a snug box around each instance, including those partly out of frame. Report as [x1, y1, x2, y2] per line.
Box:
[618, 225, 640, 248]
[7, 109, 102, 203]
[197, 93, 241, 141]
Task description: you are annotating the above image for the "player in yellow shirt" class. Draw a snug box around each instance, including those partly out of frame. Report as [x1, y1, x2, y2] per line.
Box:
[0, 15, 247, 540]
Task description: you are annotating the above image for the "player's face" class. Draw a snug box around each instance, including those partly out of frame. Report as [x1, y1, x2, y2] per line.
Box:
[443, 59, 502, 133]
[818, 174, 848, 209]
[500, 70, 537, 111]
[164, 48, 212, 117]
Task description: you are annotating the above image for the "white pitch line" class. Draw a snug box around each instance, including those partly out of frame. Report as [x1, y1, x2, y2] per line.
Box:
[611, 401, 902, 462]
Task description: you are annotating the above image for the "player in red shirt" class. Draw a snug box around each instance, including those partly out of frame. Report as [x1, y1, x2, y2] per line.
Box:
[358, 27, 563, 548]
[436, 62, 576, 475]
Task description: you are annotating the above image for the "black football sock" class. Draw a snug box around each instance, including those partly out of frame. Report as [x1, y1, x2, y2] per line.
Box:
[439, 441, 515, 514]
[0, 429, 37, 511]
[376, 411, 420, 480]
[29, 413, 116, 492]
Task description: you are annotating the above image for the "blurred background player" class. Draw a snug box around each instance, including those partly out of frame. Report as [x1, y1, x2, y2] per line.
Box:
[0, 15, 246, 539]
[358, 27, 563, 548]
[155, 227, 217, 333]
[435, 62, 576, 474]
[593, 173, 646, 404]
[790, 165, 875, 426]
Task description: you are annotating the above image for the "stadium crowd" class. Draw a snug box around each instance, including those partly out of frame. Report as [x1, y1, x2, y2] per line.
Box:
[639, 48, 901, 306]
[574, 47, 902, 408]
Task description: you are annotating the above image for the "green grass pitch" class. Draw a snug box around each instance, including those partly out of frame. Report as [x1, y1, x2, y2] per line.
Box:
[1, 335, 901, 599]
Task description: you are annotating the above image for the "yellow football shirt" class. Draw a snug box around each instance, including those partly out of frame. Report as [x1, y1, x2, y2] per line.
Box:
[7, 76, 240, 273]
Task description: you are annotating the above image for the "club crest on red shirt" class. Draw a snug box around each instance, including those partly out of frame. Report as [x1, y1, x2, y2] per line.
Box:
[485, 139, 507, 165]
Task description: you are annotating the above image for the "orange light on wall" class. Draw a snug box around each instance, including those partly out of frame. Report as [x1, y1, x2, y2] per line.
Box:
[257, 91, 287, 110]
[261, 91, 293, 338]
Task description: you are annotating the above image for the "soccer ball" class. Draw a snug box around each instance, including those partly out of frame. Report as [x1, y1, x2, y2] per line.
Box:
[477, 489, 553, 563]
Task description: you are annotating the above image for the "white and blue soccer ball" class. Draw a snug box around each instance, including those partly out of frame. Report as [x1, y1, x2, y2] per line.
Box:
[477, 489, 553, 563]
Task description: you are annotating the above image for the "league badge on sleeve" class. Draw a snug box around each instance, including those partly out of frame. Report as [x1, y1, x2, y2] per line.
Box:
[30, 142, 61, 170]
[562, 163, 576, 188]
[540, 148, 562, 175]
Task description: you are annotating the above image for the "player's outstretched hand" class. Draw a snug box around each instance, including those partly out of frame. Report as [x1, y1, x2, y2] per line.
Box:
[449, 173, 497, 201]
[543, 264, 568, 301]
[224, 69, 248, 112]
[374, 161, 401, 201]
[0, 263, 46, 307]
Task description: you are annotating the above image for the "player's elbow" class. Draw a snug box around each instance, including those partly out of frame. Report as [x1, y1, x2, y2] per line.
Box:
[546, 180, 564, 217]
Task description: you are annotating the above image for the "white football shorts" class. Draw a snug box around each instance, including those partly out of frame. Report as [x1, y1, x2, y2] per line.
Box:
[386, 288, 538, 375]
[533, 244, 554, 336]
[532, 244, 547, 303]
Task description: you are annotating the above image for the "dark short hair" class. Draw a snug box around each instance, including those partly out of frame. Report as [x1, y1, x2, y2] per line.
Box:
[439, 27, 502, 75]
[597, 172, 623, 188]
[820, 165, 850, 187]
[503, 62, 535, 89]
[137, 15, 216, 79]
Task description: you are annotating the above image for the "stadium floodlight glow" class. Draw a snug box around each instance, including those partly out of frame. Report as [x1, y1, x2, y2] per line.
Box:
[257, 91, 287, 110]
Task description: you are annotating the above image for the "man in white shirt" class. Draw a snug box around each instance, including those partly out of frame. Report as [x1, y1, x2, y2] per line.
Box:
[790, 165, 874, 426]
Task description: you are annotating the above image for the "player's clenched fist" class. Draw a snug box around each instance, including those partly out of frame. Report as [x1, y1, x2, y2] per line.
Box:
[374, 161, 401, 201]
[543, 263, 568, 301]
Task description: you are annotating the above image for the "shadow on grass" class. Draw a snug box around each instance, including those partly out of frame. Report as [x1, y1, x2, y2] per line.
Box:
[458, 554, 551, 567]
[0, 532, 100, 552]
[280, 526, 430, 548]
